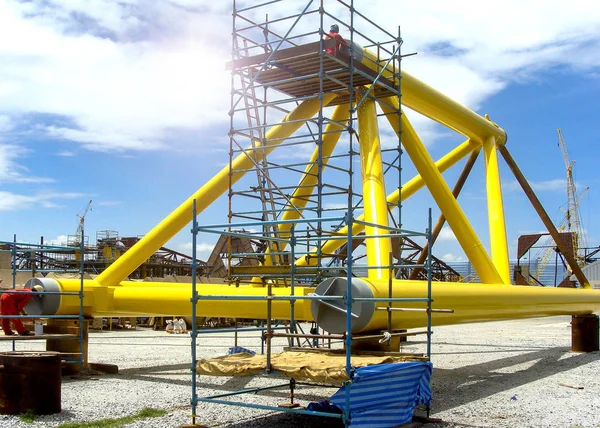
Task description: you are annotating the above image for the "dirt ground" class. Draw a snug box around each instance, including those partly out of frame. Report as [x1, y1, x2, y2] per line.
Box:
[0, 316, 598, 427]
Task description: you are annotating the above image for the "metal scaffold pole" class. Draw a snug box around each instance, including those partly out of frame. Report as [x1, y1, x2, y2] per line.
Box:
[190, 199, 199, 425]
[187, 1, 433, 425]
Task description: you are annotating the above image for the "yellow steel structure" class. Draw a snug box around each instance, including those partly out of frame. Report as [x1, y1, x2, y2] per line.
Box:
[258, 103, 351, 268]
[357, 99, 392, 280]
[28, 38, 597, 334]
[40, 277, 600, 333]
[95, 94, 337, 288]
[378, 98, 503, 284]
[483, 135, 511, 284]
[296, 139, 478, 267]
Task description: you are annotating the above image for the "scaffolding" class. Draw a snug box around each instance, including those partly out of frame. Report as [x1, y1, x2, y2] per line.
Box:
[2, 231, 209, 280]
[188, 1, 434, 426]
[0, 232, 86, 371]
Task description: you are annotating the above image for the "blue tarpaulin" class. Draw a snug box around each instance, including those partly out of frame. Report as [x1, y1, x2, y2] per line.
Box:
[330, 361, 433, 427]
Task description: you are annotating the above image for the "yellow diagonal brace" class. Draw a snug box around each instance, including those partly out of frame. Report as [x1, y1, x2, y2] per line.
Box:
[483, 136, 510, 284]
[378, 97, 503, 284]
[270, 104, 351, 252]
[358, 99, 392, 280]
[252, 103, 350, 285]
[96, 94, 337, 287]
[296, 139, 477, 267]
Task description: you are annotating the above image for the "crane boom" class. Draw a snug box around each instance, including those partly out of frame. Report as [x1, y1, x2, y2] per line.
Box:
[533, 130, 587, 284]
[75, 199, 92, 242]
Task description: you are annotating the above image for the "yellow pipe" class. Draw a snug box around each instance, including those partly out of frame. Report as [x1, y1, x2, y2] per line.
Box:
[348, 278, 600, 332]
[49, 279, 312, 319]
[250, 104, 350, 285]
[483, 136, 511, 284]
[296, 139, 477, 267]
[379, 98, 503, 284]
[357, 99, 392, 280]
[263, 103, 351, 259]
[42, 278, 600, 333]
[95, 94, 336, 287]
[357, 47, 506, 144]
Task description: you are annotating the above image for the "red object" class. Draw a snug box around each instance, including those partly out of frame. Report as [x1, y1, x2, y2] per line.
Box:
[1, 290, 34, 335]
[325, 31, 345, 55]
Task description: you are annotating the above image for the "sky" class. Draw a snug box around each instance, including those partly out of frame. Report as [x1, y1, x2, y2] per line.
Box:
[1, 0, 600, 266]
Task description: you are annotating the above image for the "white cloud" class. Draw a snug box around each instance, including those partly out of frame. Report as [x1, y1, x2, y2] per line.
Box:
[0, 0, 598, 158]
[45, 235, 69, 246]
[0, 144, 54, 184]
[441, 253, 466, 263]
[0, 190, 85, 211]
[0, 0, 231, 152]
[437, 226, 456, 241]
[177, 241, 216, 260]
[0, 115, 12, 132]
[504, 179, 566, 192]
[55, 150, 75, 157]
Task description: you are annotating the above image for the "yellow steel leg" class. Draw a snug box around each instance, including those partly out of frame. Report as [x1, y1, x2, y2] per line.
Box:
[357, 99, 392, 280]
[250, 104, 350, 285]
[295, 139, 477, 267]
[95, 94, 337, 287]
[378, 98, 503, 284]
[483, 136, 510, 284]
[268, 104, 351, 254]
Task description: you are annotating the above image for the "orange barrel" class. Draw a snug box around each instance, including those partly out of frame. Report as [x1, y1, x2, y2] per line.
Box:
[0, 351, 61, 415]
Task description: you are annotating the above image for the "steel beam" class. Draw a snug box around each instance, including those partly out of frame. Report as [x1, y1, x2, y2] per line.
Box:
[499, 145, 590, 288]
[379, 98, 503, 284]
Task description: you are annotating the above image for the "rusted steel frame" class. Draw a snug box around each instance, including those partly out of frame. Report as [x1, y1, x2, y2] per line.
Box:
[409, 148, 481, 280]
[498, 145, 590, 288]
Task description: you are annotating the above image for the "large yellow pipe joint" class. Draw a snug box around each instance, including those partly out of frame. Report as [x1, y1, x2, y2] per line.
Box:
[310, 277, 600, 334]
[24, 278, 112, 317]
[22, 277, 315, 320]
[354, 46, 507, 145]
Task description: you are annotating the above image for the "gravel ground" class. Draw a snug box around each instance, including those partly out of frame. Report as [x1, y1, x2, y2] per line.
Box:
[0, 316, 598, 427]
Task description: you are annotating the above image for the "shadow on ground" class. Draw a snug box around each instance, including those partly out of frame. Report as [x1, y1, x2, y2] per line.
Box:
[431, 346, 599, 412]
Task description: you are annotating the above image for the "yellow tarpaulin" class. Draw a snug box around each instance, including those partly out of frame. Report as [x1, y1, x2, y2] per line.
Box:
[196, 350, 426, 382]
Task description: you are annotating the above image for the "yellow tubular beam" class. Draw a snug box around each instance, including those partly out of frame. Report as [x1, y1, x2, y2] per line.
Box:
[483, 136, 511, 284]
[51, 279, 313, 319]
[48, 278, 600, 332]
[296, 138, 477, 267]
[353, 278, 600, 332]
[95, 94, 337, 287]
[265, 103, 351, 258]
[357, 99, 392, 280]
[378, 98, 503, 284]
[358, 47, 506, 144]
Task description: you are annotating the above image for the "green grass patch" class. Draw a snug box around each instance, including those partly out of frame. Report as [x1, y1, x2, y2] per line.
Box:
[18, 411, 37, 423]
[57, 407, 168, 428]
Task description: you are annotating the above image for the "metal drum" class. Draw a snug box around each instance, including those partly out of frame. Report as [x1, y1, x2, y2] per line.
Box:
[572, 314, 600, 353]
[0, 351, 61, 415]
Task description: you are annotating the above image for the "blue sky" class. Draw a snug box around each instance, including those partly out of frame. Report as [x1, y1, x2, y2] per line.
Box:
[1, 0, 599, 265]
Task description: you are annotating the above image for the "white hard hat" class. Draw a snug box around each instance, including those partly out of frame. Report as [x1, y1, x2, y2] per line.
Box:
[31, 285, 44, 293]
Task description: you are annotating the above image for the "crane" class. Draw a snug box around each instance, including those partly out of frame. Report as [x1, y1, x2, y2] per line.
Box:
[532, 129, 587, 283]
[73, 200, 92, 246]
[558, 129, 587, 257]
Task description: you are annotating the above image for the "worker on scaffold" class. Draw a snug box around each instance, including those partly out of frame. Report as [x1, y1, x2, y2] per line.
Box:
[325, 23, 346, 55]
[1, 286, 43, 336]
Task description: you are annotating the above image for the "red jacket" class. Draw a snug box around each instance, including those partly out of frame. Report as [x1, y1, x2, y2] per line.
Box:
[325, 32, 345, 55]
[1, 289, 34, 312]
